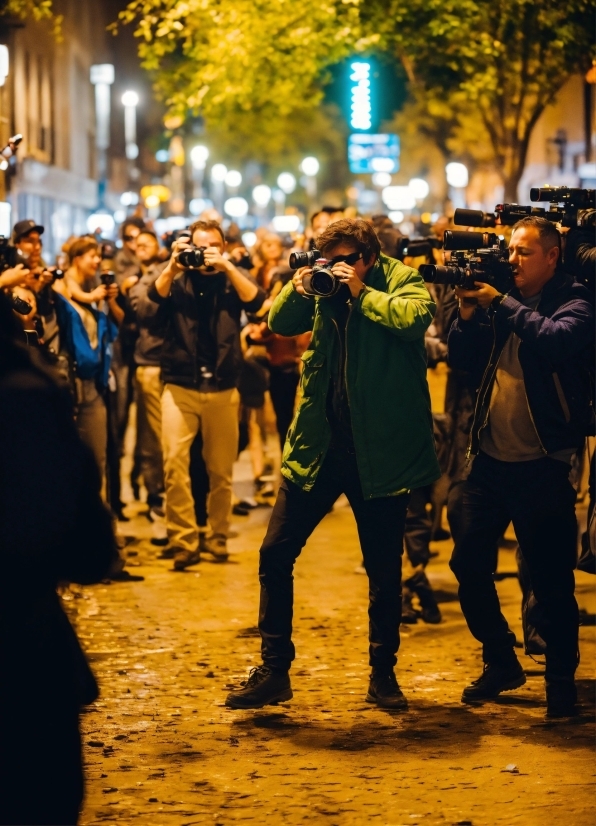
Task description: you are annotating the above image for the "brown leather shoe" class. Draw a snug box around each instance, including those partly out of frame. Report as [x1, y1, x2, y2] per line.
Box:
[173, 549, 201, 571]
[202, 533, 229, 562]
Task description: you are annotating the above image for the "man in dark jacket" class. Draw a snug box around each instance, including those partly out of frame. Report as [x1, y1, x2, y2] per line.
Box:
[447, 216, 594, 718]
[225, 218, 440, 711]
[138, 219, 265, 569]
[0, 294, 117, 825]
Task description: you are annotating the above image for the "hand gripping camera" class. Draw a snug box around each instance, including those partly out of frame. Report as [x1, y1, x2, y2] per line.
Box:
[289, 248, 342, 297]
[419, 230, 514, 294]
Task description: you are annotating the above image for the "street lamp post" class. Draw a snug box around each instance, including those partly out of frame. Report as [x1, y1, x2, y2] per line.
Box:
[121, 90, 139, 188]
[445, 162, 469, 209]
[252, 184, 272, 224]
[276, 172, 296, 215]
[211, 163, 227, 214]
[300, 157, 319, 205]
[190, 144, 209, 200]
[90, 64, 114, 208]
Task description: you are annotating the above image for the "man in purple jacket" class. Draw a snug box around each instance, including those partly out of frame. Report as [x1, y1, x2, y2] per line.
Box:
[447, 216, 594, 719]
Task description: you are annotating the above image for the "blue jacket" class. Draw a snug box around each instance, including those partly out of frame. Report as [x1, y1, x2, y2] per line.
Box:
[447, 273, 594, 457]
[54, 294, 117, 390]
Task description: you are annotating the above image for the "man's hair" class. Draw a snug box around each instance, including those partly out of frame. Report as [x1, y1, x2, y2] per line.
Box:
[138, 229, 158, 242]
[189, 219, 225, 245]
[317, 218, 381, 263]
[512, 216, 561, 252]
[121, 217, 146, 238]
[69, 237, 99, 260]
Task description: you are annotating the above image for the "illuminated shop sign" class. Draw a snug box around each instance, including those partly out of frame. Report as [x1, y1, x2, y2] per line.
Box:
[348, 133, 400, 175]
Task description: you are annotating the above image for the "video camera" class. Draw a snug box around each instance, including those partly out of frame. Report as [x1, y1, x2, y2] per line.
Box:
[289, 248, 342, 297]
[419, 230, 514, 294]
[454, 187, 596, 230]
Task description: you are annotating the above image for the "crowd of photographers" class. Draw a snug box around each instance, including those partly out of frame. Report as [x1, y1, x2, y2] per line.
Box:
[1, 186, 594, 821]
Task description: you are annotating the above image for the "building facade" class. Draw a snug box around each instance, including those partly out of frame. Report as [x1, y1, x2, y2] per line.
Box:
[0, 0, 113, 258]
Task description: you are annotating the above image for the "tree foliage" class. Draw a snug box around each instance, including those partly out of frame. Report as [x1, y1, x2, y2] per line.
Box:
[374, 0, 596, 198]
[115, 0, 371, 166]
[118, 0, 596, 196]
[0, 0, 62, 37]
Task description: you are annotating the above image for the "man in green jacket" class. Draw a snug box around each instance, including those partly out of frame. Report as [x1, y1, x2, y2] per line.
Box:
[226, 218, 440, 710]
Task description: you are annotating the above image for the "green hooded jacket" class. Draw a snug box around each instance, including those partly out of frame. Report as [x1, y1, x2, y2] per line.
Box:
[268, 253, 441, 498]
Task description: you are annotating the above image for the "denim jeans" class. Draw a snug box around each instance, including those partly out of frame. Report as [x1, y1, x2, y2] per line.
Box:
[258, 446, 409, 672]
[450, 451, 579, 679]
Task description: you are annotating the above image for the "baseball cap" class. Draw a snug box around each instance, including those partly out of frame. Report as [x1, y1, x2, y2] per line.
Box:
[13, 219, 44, 242]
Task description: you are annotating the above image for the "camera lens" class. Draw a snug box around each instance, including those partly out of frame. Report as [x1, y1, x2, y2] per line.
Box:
[304, 265, 341, 297]
[289, 249, 320, 270]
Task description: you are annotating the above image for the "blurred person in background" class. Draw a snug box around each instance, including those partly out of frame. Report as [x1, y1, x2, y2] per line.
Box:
[12, 219, 67, 361]
[105, 220, 146, 518]
[138, 219, 265, 570]
[225, 224, 254, 270]
[306, 206, 344, 249]
[247, 235, 310, 452]
[114, 217, 145, 286]
[253, 232, 284, 291]
[0, 291, 117, 825]
[129, 230, 167, 517]
[53, 237, 120, 488]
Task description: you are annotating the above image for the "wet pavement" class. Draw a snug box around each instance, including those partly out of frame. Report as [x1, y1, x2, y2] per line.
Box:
[70, 479, 596, 826]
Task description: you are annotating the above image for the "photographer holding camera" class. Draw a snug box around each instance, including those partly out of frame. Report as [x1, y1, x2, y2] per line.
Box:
[53, 238, 120, 485]
[139, 219, 265, 570]
[447, 216, 594, 718]
[225, 218, 440, 710]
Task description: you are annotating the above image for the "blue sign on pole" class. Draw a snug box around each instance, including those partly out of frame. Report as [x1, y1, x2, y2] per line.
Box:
[348, 133, 400, 174]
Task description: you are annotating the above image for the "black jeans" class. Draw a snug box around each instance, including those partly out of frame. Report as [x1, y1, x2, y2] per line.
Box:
[268, 366, 299, 450]
[258, 447, 409, 672]
[404, 486, 432, 567]
[450, 452, 579, 679]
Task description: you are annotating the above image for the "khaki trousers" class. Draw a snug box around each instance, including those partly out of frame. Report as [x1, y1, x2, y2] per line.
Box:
[136, 365, 163, 443]
[135, 366, 164, 499]
[161, 384, 239, 551]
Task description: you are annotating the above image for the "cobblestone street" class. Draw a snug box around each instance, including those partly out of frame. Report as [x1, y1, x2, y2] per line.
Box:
[70, 461, 596, 826]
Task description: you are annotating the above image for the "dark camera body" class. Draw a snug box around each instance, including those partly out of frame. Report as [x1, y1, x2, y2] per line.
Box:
[100, 240, 117, 260]
[10, 294, 32, 315]
[397, 237, 441, 259]
[303, 261, 342, 298]
[0, 237, 27, 271]
[100, 271, 116, 287]
[162, 228, 191, 251]
[420, 230, 514, 294]
[178, 245, 207, 269]
[289, 249, 341, 297]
